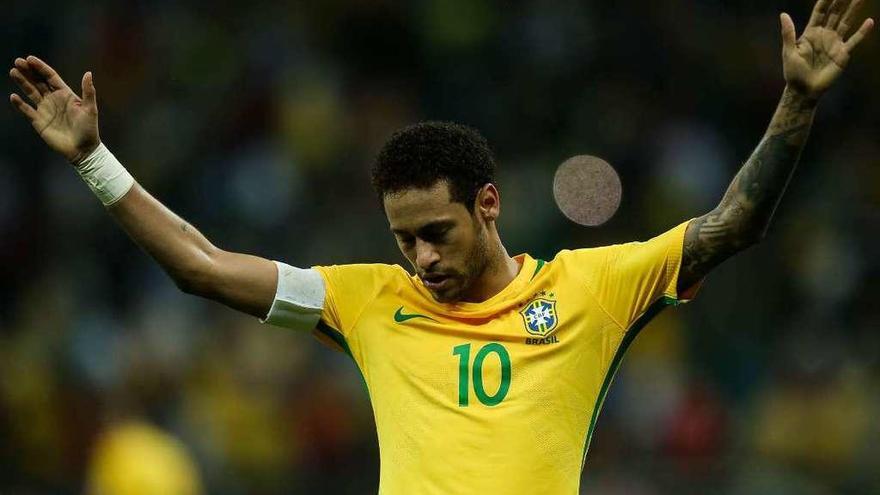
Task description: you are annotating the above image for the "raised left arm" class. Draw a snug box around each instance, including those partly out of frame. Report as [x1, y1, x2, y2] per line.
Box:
[678, 0, 873, 292]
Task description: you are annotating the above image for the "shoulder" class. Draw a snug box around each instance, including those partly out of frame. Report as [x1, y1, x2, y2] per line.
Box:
[313, 262, 411, 294]
[551, 221, 692, 270]
[551, 245, 620, 263]
[310, 262, 413, 334]
[546, 237, 662, 287]
[549, 244, 621, 272]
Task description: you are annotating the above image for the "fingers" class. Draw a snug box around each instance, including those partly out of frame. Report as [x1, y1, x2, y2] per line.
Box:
[808, 0, 832, 28]
[14, 58, 50, 95]
[780, 13, 798, 53]
[9, 93, 38, 121]
[81, 71, 97, 111]
[845, 17, 875, 52]
[9, 67, 42, 104]
[826, 0, 851, 30]
[838, 0, 864, 35]
[25, 55, 70, 92]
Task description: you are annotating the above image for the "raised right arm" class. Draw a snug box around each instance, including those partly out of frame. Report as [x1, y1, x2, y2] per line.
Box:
[9, 55, 277, 319]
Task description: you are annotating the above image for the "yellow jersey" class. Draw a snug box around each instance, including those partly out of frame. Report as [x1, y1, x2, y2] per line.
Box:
[311, 220, 697, 494]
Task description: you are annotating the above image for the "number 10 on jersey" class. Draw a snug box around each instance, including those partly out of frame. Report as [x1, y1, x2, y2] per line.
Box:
[452, 343, 511, 407]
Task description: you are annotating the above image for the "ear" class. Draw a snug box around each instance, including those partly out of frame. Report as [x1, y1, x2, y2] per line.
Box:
[474, 184, 500, 222]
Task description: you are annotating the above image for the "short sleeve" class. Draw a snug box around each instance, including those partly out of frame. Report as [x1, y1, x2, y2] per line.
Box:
[311, 263, 401, 350]
[558, 219, 701, 331]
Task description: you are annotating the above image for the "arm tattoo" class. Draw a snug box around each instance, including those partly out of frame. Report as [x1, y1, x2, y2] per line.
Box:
[679, 87, 818, 292]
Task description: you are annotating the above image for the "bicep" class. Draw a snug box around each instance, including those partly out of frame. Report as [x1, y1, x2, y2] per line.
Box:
[679, 205, 756, 293]
[203, 250, 278, 318]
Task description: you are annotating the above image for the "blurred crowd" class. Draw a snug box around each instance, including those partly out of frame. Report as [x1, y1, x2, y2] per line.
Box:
[2, 0, 879, 494]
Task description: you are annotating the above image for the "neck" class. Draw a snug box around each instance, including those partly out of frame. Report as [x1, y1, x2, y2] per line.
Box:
[462, 238, 521, 303]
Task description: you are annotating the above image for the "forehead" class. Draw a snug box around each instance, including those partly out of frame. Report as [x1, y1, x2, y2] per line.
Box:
[384, 182, 468, 232]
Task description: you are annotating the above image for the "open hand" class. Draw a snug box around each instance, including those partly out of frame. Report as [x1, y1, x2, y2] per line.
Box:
[780, 0, 874, 99]
[9, 56, 100, 164]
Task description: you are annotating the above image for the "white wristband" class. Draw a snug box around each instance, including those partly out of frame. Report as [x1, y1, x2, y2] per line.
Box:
[74, 143, 135, 206]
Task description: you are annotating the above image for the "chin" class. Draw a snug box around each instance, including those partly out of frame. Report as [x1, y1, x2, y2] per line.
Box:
[430, 286, 461, 304]
[430, 291, 455, 304]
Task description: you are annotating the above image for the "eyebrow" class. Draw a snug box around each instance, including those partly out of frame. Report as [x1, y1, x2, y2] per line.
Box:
[391, 220, 455, 238]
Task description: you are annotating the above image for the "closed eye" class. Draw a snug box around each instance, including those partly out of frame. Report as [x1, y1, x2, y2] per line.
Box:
[421, 229, 449, 244]
[392, 220, 455, 246]
[418, 224, 453, 244]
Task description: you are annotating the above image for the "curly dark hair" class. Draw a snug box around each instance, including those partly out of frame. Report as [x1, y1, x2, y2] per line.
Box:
[371, 121, 497, 212]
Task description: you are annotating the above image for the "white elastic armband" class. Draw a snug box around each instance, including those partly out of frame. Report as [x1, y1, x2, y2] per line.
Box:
[259, 262, 325, 331]
[74, 143, 135, 206]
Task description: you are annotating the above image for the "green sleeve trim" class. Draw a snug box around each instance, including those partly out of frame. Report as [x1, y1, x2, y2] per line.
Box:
[315, 320, 373, 401]
[579, 296, 680, 472]
[530, 259, 546, 280]
[315, 320, 355, 360]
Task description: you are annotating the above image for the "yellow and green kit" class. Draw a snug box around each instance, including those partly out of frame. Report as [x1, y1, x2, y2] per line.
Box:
[312, 220, 697, 494]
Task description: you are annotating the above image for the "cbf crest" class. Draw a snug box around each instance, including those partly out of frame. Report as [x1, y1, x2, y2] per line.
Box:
[519, 291, 559, 337]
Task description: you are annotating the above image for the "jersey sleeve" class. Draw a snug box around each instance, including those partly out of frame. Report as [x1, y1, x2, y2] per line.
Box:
[560, 219, 701, 331]
[311, 263, 400, 355]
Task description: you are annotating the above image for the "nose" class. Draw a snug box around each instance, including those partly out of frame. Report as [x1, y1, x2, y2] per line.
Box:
[415, 239, 440, 271]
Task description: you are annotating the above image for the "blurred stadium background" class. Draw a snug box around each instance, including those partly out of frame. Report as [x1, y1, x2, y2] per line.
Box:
[2, 0, 879, 493]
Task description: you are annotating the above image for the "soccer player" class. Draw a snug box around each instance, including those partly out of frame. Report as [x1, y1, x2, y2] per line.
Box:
[8, 1, 873, 493]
